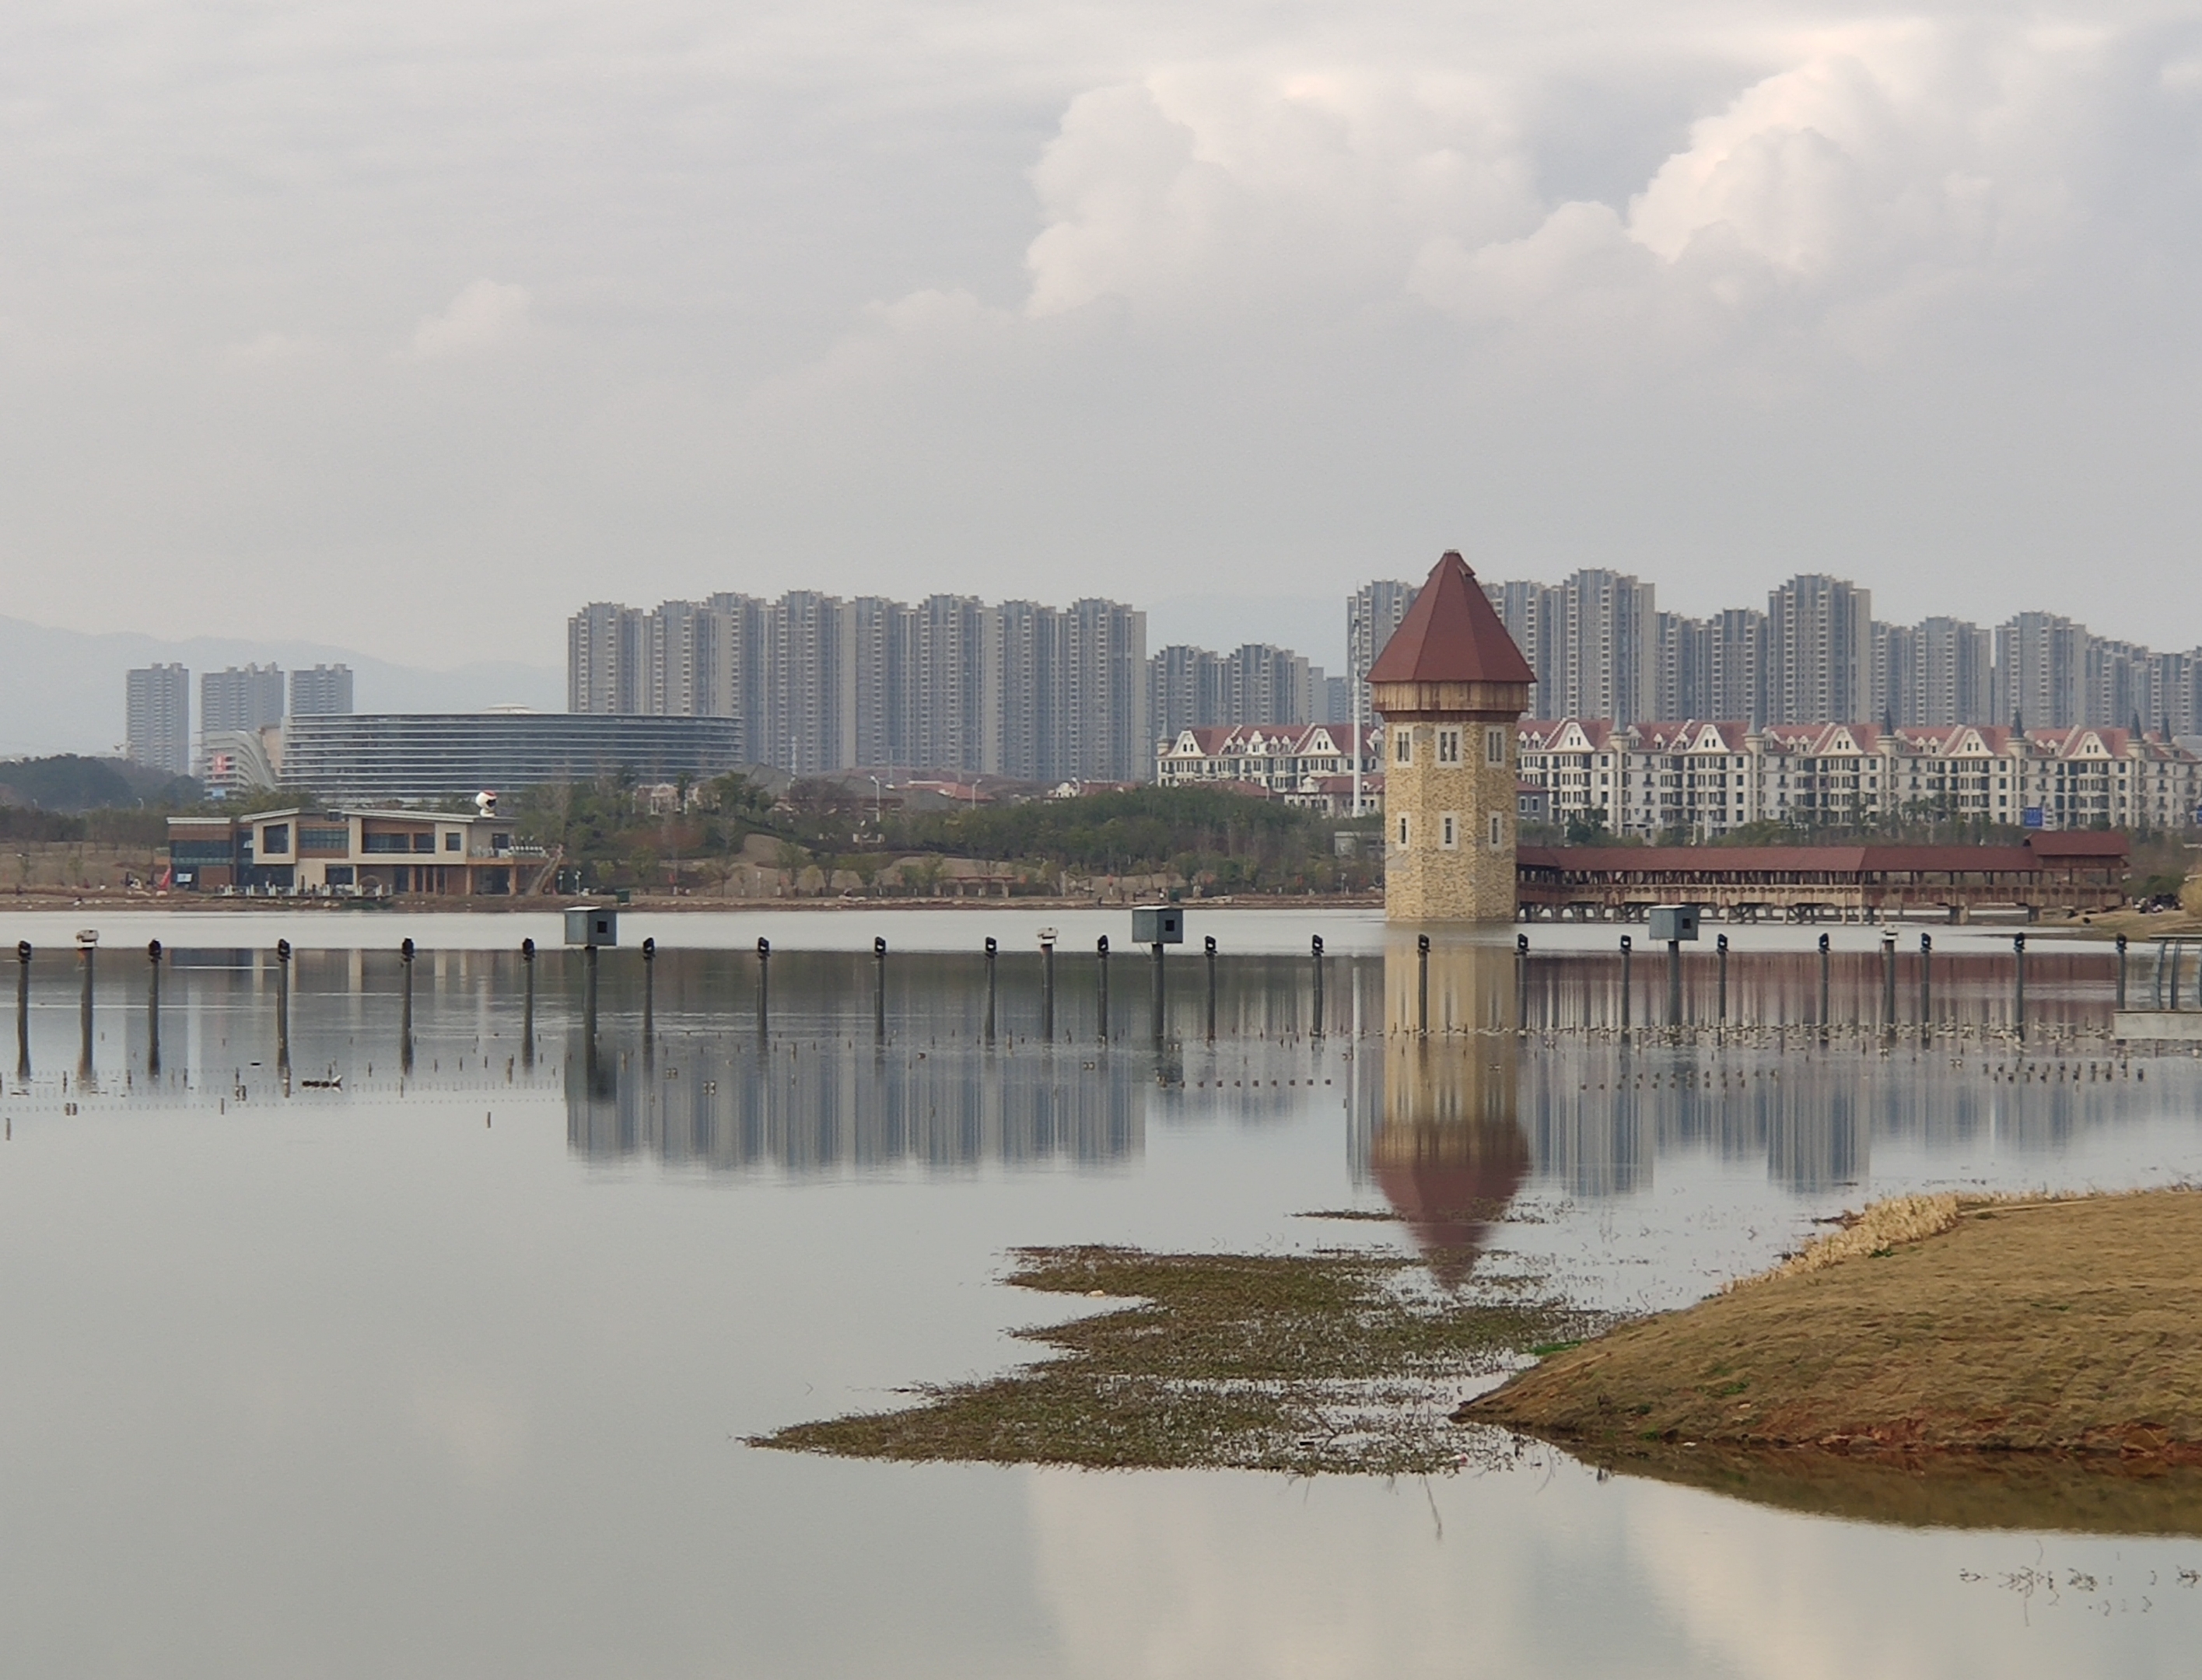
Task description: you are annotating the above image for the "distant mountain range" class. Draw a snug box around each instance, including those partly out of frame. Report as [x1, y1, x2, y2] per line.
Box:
[0, 617, 565, 759]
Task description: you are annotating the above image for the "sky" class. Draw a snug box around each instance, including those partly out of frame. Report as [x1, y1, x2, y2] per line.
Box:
[3, 0, 2200, 673]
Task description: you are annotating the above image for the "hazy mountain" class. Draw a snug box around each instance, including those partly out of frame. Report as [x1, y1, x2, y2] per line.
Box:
[0, 617, 564, 758]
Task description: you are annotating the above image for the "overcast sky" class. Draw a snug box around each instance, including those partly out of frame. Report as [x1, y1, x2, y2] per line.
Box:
[3, 0, 2199, 670]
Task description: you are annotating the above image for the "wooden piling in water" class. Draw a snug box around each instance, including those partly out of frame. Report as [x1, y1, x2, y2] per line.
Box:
[1095, 935, 1109, 1044]
[1203, 936, 1216, 1042]
[401, 938, 416, 1075]
[13, 941, 27, 1080]
[983, 936, 997, 1045]
[145, 940, 162, 1076]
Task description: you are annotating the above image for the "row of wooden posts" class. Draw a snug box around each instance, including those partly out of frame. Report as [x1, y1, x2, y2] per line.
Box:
[8, 930, 1337, 1080]
[15, 927, 2177, 1080]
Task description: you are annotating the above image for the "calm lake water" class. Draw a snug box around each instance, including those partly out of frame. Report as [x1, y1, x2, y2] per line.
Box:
[5, 910, 2201, 1677]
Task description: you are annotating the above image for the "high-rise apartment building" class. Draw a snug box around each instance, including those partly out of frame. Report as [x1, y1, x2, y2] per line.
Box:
[565, 590, 1149, 782]
[1704, 609, 1768, 726]
[1550, 571, 1658, 724]
[1147, 642, 1321, 738]
[1913, 618, 1993, 726]
[1766, 575, 1872, 726]
[569, 602, 648, 715]
[289, 663, 354, 717]
[1060, 598, 1148, 783]
[1488, 579, 1554, 717]
[199, 663, 285, 764]
[124, 663, 191, 775]
[1994, 612, 2088, 730]
[1870, 621, 1915, 726]
[1348, 580, 1420, 719]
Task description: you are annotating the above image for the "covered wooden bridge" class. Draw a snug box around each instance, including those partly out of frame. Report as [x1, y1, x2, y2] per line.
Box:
[1514, 832, 2129, 922]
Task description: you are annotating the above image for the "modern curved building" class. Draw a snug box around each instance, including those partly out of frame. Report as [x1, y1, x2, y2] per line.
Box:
[277, 711, 750, 802]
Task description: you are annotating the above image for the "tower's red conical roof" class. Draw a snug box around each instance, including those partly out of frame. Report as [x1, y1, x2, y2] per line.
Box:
[1367, 552, 1534, 686]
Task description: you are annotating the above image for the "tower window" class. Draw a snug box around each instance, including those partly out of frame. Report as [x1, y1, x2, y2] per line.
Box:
[1395, 729, 1412, 764]
[1488, 813, 1504, 847]
[1437, 730, 1461, 764]
[1397, 816, 1410, 847]
[1441, 813, 1458, 849]
[1486, 726, 1507, 766]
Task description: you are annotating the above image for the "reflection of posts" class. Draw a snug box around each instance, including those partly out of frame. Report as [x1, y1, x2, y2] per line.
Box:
[642, 936, 656, 1048]
[2013, 932, 2027, 1037]
[1716, 933, 1729, 1024]
[1376, 934, 1526, 1285]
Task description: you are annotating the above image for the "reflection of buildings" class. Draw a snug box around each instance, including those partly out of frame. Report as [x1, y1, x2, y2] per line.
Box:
[1370, 936, 1528, 1283]
[566, 1037, 1143, 1172]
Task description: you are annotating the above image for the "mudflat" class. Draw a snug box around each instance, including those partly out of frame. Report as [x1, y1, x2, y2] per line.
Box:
[1464, 1188, 2202, 1461]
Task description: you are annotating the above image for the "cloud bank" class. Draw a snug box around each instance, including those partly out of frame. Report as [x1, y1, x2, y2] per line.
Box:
[0, 3, 2197, 663]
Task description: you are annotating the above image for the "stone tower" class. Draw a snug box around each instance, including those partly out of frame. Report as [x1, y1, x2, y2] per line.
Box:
[1370, 552, 1535, 922]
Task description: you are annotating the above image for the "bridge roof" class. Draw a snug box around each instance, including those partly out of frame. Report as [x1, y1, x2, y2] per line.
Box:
[1514, 841, 2120, 877]
[1368, 551, 1535, 687]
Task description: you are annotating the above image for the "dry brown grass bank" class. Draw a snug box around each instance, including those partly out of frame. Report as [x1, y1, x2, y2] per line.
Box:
[1464, 1188, 2202, 1461]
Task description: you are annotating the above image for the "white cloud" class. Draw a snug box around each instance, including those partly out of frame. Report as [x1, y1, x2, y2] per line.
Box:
[1007, 23, 2124, 355]
[405, 278, 532, 359]
[1023, 69, 1539, 318]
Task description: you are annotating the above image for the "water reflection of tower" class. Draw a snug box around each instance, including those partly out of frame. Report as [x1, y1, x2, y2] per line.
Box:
[1367, 935, 1528, 1285]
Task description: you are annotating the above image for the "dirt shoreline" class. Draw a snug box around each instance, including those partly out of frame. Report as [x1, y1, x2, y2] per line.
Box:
[1462, 1188, 2202, 1468]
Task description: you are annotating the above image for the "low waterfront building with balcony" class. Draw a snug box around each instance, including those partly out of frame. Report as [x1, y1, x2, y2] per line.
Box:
[165, 807, 544, 896]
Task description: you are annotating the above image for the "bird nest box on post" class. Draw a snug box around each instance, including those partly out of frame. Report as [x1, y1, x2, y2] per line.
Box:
[1367, 551, 1535, 924]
